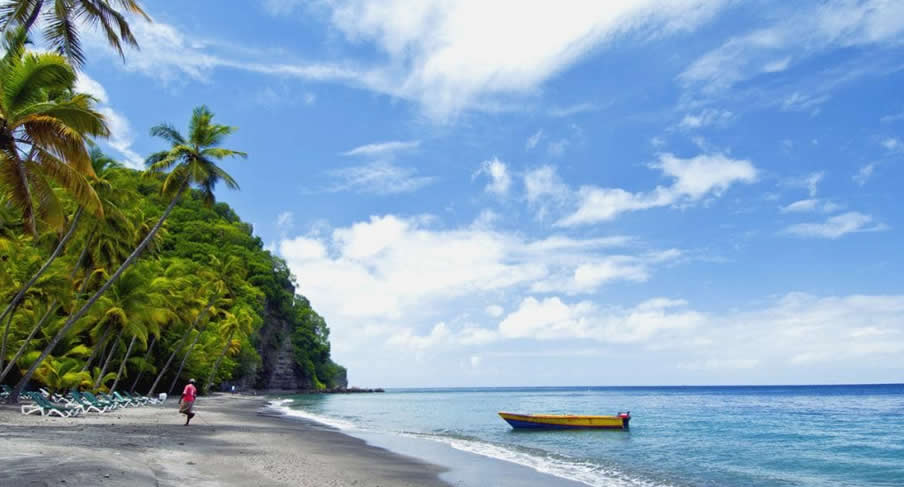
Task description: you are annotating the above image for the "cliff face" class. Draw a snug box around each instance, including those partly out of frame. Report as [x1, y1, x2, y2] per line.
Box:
[243, 302, 314, 391]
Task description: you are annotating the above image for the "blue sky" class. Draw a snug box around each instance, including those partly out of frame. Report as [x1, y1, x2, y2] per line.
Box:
[78, 0, 903, 387]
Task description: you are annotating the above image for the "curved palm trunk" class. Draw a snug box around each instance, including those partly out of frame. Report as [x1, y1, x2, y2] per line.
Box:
[110, 335, 137, 392]
[81, 325, 114, 372]
[204, 330, 235, 394]
[94, 328, 123, 389]
[0, 209, 83, 371]
[168, 330, 203, 396]
[129, 336, 156, 393]
[0, 236, 92, 383]
[147, 299, 215, 397]
[0, 300, 56, 383]
[9, 182, 187, 404]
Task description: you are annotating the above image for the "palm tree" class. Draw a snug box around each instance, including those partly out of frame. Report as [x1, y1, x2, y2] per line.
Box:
[10, 106, 245, 403]
[204, 305, 254, 394]
[0, 34, 109, 334]
[0, 31, 107, 235]
[0, 0, 151, 68]
[0, 149, 116, 381]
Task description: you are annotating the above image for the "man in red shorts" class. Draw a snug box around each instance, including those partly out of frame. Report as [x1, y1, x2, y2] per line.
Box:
[179, 378, 197, 425]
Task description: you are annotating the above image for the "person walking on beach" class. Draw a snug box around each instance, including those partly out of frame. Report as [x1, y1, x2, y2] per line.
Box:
[179, 379, 197, 425]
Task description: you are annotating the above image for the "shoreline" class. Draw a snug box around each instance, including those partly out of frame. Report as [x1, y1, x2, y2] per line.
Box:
[0, 394, 448, 486]
[0, 393, 586, 487]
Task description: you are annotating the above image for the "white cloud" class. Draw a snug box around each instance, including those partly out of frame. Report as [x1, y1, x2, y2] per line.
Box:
[73, 73, 143, 169]
[678, 108, 733, 129]
[475, 157, 512, 196]
[783, 211, 888, 239]
[342, 140, 420, 157]
[781, 92, 830, 113]
[525, 129, 544, 150]
[279, 214, 646, 326]
[680, 0, 904, 95]
[546, 139, 569, 157]
[314, 0, 729, 118]
[558, 152, 757, 226]
[548, 103, 597, 117]
[881, 137, 901, 150]
[524, 166, 569, 203]
[780, 199, 841, 214]
[485, 305, 504, 318]
[470, 355, 481, 368]
[276, 211, 294, 229]
[530, 250, 682, 295]
[678, 358, 759, 370]
[327, 161, 434, 194]
[854, 163, 877, 186]
[75, 74, 109, 103]
[498, 296, 703, 343]
[784, 171, 824, 197]
[762, 56, 791, 73]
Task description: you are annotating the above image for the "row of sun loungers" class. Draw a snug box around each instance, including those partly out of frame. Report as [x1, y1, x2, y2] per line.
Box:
[8, 385, 162, 417]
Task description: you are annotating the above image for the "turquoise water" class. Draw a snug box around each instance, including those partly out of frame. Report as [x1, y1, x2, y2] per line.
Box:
[272, 385, 904, 486]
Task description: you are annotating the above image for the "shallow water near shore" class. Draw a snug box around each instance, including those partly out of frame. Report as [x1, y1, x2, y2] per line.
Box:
[271, 384, 904, 487]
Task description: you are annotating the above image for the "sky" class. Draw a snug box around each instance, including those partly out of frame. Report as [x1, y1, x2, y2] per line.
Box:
[77, 0, 904, 387]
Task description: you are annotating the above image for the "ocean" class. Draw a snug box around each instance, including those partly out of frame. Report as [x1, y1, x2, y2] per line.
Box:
[269, 385, 904, 486]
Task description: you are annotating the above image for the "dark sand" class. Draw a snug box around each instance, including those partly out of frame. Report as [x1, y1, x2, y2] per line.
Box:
[0, 394, 448, 486]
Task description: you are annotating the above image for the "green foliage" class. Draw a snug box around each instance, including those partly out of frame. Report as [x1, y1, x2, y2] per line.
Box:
[1, 161, 344, 393]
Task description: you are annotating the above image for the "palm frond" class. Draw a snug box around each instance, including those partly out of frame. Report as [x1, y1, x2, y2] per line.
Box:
[31, 150, 103, 218]
[2, 52, 75, 113]
[44, 3, 85, 68]
[149, 123, 185, 145]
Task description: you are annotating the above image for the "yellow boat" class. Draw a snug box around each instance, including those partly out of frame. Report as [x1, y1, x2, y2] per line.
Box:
[498, 411, 630, 430]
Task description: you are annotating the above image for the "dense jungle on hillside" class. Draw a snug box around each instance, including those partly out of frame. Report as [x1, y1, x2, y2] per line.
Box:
[0, 6, 344, 403]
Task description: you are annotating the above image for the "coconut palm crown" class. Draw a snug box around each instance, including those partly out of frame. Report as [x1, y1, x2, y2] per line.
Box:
[145, 105, 246, 206]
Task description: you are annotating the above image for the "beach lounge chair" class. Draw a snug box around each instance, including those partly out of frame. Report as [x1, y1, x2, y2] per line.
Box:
[69, 391, 109, 413]
[102, 392, 133, 408]
[112, 391, 138, 407]
[122, 391, 152, 406]
[82, 391, 118, 410]
[0, 384, 10, 399]
[21, 392, 81, 417]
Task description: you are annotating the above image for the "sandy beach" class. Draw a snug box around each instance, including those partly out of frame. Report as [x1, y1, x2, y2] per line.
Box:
[0, 394, 448, 487]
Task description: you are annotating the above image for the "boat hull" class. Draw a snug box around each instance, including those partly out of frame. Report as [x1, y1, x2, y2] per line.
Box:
[499, 412, 630, 430]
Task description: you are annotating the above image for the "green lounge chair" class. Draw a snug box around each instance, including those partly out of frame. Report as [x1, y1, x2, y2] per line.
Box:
[69, 391, 109, 413]
[21, 392, 81, 417]
[112, 391, 138, 407]
[121, 391, 150, 406]
[82, 391, 118, 410]
[102, 392, 132, 408]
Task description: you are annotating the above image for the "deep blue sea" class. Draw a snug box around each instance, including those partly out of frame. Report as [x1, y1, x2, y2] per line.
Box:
[271, 385, 904, 487]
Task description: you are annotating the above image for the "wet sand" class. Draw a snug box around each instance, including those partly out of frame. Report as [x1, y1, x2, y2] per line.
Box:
[0, 394, 448, 487]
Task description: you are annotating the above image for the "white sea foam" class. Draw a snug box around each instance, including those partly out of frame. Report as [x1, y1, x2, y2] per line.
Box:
[406, 433, 671, 487]
[265, 399, 668, 487]
[266, 399, 358, 431]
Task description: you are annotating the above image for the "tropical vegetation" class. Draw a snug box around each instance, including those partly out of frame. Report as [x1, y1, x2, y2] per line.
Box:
[0, 8, 345, 403]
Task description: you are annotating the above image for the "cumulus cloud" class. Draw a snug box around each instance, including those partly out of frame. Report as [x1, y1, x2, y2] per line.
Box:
[474, 157, 512, 196]
[557, 153, 757, 226]
[783, 211, 888, 239]
[75, 73, 143, 169]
